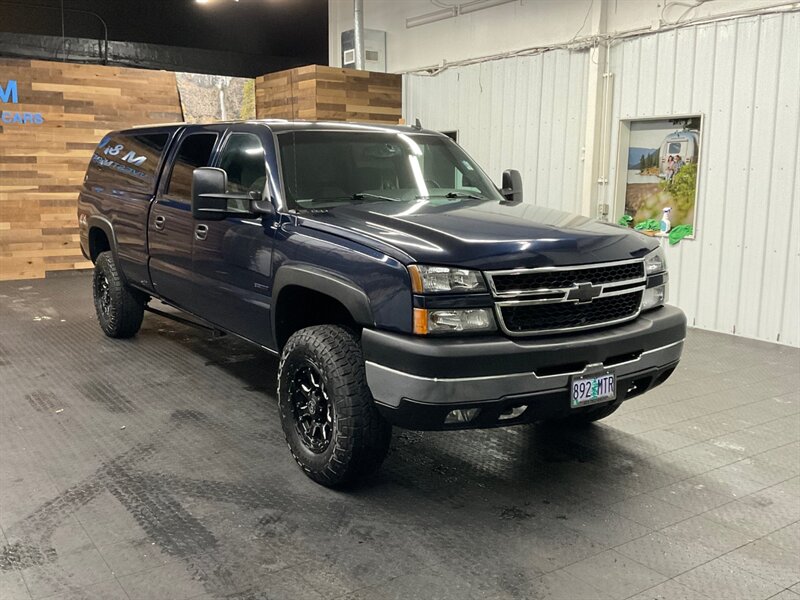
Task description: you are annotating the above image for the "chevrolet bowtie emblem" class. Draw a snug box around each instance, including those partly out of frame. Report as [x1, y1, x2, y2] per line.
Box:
[567, 282, 602, 304]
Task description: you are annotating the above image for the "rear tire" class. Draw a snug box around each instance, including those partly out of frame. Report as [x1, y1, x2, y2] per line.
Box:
[278, 325, 391, 486]
[92, 251, 145, 339]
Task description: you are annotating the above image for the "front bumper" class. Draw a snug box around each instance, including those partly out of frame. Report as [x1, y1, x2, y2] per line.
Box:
[362, 305, 686, 430]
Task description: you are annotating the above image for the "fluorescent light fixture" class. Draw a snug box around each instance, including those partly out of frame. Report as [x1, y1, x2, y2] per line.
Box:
[406, 7, 457, 28]
[459, 0, 516, 15]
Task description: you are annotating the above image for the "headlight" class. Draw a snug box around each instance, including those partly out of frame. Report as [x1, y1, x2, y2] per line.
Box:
[644, 246, 667, 274]
[413, 308, 495, 334]
[408, 265, 487, 294]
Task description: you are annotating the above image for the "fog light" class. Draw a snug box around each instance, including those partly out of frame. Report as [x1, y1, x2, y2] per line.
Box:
[445, 408, 480, 424]
[499, 405, 527, 420]
[641, 285, 666, 310]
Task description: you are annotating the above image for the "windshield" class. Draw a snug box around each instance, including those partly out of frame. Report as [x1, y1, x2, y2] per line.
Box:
[277, 130, 504, 209]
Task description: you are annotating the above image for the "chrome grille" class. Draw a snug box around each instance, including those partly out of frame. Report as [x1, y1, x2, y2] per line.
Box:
[486, 259, 646, 335]
[490, 262, 644, 296]
[501, 292, 643, 333]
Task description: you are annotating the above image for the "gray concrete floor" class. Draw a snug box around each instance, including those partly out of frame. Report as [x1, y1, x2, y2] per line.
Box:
[0, 272, 798, 600]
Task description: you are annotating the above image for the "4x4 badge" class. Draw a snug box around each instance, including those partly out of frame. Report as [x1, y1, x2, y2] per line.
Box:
[567, 282, 603, 304]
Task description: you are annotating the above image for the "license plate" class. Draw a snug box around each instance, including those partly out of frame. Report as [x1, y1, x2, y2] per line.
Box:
[570, 373, 616, 408]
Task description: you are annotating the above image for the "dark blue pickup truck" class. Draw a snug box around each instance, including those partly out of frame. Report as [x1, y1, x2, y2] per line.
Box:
[78, 120, 685, 486]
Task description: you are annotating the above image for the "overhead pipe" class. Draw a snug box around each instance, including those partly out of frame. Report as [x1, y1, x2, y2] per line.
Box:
[353, 0, 365, 70]
[406, 0, 515, 28]
[0, 1, 109, 64]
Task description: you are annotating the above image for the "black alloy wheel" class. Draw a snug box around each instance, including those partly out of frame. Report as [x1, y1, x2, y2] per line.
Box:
[288, 362, 334, 453]
[94, 271, 113, 319]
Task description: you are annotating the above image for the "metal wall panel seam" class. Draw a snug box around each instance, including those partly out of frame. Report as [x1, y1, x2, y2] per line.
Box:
[747, 15, 781, 339]
[711, 19, 740, 333]
[691, 22, 720, 331]
[774, 13, 800, 345]
[732, 17, 764, 339]
[557, 52, 573, 210]
[690, 23, 717, 330]
[675, 26, 699, 316]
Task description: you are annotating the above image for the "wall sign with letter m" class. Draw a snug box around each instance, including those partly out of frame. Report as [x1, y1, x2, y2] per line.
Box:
[0, 80, 44, 125]
[0, 80, 18, 104]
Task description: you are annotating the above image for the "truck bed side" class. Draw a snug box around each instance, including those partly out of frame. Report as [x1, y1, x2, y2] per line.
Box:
[78, 126, 181, 292]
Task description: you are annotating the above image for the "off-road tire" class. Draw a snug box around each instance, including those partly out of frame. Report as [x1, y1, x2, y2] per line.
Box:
[92, 251, 145, 339]
[278, 325, 391, 486]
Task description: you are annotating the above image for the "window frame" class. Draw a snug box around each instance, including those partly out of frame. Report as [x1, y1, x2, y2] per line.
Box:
[216, 131, 269, 196]
[161, 130, 221, 203]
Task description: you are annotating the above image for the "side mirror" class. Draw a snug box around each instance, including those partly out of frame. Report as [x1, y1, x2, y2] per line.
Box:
[192, 167, 228, 221]
[501, 169, 523, 203]
[191, 167, 274, 221]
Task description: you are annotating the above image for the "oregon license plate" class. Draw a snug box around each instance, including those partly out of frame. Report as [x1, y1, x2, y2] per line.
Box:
[570, 373, 616, 408]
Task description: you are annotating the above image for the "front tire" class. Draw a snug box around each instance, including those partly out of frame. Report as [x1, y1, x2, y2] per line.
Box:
[278, 325, 391, 486]
[92, 251, 145, 339]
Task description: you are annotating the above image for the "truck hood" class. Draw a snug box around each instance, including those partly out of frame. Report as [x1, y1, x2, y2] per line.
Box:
[299, 199, 658, 269]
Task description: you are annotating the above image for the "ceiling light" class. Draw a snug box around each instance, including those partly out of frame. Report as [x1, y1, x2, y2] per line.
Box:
[459, 0, 516, 15]
[406, 7, 457, 28]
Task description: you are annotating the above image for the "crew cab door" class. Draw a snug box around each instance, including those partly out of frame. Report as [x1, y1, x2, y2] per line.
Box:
[148, 127, 222, 311]
[191, 126, 278, 346]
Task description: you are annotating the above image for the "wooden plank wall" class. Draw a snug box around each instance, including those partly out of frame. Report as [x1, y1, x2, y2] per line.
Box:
[255, 65, 401, 124]
[0, 61, 400, 281]
[0, 58, 182, 281]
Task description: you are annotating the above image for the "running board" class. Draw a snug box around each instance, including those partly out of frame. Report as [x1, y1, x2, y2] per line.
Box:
[144, 304, 226, 337]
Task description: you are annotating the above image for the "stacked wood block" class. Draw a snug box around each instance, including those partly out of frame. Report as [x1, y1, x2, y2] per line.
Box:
[255, 65, 401, 124]
[0, 58, 182, 281]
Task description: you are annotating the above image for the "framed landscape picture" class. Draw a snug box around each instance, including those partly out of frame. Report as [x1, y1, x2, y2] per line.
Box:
[175, 73, 256, 123]
[616, 115, 702, 241]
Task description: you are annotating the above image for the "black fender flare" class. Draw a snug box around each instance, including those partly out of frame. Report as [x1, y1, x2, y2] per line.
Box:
[271, 265, 374, 342]
[86, 216, 120, 264]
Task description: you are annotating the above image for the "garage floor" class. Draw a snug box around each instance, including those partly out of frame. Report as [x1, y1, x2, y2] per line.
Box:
[0, 273, 798, 600]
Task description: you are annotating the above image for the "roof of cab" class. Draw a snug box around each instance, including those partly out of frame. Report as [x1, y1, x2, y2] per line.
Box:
[123, 119, 442, 137]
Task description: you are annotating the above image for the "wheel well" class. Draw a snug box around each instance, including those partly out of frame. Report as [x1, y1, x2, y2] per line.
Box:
[275, 286, 358, 350]
[88, 227, 111, 262]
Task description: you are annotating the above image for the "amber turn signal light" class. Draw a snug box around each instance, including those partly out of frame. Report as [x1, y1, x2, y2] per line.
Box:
[408, 265, 425, 294]
[413, 308, 429, 335]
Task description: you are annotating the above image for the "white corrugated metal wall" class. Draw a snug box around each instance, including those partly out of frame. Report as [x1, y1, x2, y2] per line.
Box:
[404, 50, 590, 215]
[404, 11, 800, 346]
[606, 12, 800, 346]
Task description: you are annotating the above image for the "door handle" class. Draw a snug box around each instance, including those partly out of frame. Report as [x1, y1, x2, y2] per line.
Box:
[194, 224, 209, 241]
[153, 215, 166, 231]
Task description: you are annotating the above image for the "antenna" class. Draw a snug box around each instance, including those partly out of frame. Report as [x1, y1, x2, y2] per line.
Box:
[413, 118, 422, 130]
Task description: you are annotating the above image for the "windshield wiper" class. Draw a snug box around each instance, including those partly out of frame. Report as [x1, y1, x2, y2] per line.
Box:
[423, 192, 487, 201]
[352, 192, 399, 203]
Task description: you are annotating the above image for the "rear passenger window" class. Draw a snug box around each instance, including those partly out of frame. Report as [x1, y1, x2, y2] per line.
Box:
[87, 133, 169, 192]
[219, 133, 268, 194]
[166, 133, 217, 200]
